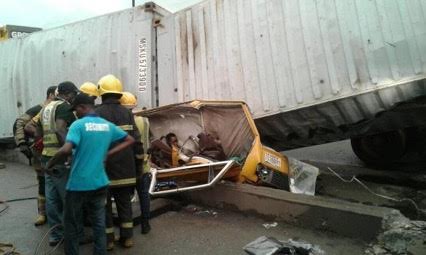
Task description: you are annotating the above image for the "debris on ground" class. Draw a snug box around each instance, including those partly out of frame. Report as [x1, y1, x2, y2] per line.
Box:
[262, 222, 278, 229]
[184, 204, 203, 213]
[184, 204, 218, 217]
[0, 242, 20, 255]
[365, 210, 426, 255]
[195, 210, 218, 217]
[283, 239, 325, 255]
[243, 236, 325, 255]
[288, 158, 319, 196]
[244, 236, 282, 255]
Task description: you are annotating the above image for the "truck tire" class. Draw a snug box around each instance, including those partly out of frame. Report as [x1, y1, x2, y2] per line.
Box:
[350, 130, 407, 165]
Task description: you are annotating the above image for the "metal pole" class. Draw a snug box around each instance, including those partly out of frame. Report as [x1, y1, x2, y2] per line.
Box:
[132, 0, 135, 7]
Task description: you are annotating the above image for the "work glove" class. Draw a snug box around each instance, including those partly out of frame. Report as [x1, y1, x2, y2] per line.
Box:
[19, 144, 32, 158]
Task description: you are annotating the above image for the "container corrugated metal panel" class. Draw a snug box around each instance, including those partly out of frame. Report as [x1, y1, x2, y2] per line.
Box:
[0, 5, 170, 139]
[161, 0, 426, 115]
[157, 0, 426, 148]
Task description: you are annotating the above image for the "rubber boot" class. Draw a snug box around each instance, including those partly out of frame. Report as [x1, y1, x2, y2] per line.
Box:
[141, 219, 151, 234]
[121, 238, 134, 248]
[107, 241, 114, 251]
[34, 196, 46, 226]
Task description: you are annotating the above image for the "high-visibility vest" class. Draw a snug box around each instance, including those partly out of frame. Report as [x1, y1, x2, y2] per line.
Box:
[134, 116, 149, 153]
[134, 116, 150, 174]
[40, 101, 64, 157]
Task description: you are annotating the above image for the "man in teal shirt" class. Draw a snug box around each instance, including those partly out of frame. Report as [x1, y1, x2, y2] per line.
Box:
[47, 93, 135, 255]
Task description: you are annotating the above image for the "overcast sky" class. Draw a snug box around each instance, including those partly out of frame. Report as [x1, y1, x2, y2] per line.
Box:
[0, 0, 203, 29]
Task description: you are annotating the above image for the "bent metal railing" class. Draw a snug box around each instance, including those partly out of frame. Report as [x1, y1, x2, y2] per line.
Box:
[149, 160, 235, 196]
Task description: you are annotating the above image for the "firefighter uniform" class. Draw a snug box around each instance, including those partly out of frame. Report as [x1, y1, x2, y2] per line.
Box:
[95, 75, 143, 249]
[14, 104, 46, 225]
[120, 91, 152, 234]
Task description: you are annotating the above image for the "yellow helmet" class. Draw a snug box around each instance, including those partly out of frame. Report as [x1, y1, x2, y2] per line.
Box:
[79, 82, 99, 97]
[97, 74, 123, 96]
[120, 91, 137, 108]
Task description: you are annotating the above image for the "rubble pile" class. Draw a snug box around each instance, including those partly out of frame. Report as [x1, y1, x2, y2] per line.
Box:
[365, 210, 426, 255]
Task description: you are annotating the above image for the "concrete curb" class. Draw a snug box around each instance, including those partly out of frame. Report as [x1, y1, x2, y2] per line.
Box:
[183, 182, 395, 241]
[0, 149, 28, 165]
[113, 198, 180, 226]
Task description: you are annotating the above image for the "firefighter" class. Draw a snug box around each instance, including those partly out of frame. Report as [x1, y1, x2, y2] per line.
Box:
[95, 75, 143, 250]
[79, 82, 99, 100]
[29, 81, 79, 246]
[13, 85, 57, 226]
[120, 92, 151, 234]
[46, 93, 136, 255]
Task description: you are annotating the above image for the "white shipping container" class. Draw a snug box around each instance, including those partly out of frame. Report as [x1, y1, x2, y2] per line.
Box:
[0, 3, 170, 139]
[157, 0, 426, 149]
[1, 0, 425, 153]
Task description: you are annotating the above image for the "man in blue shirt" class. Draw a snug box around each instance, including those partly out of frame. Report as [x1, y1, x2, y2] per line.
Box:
[47, 93, 135, 255]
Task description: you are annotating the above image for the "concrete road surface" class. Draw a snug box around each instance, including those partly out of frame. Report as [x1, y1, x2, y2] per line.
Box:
[0, 161, 367, 255]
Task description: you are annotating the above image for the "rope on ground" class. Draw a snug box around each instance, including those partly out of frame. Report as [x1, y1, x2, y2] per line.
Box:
[0, 197, 37, 217]
[0, 242, 20, 255]
[5, 197, 37, 203]
[0, 201, 9, 216]
[327, 167, 421, 219]
[1, 197, 62, 254]
[33, 224, 63, 255]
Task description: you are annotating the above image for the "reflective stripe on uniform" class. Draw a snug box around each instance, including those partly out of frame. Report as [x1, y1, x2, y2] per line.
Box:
[121, 222, 133, 228]
[42, 147, 60, 157]
[42, 133, 58, 144]
[109, 177, 136, 186]
[42, 131, 60, 156]
[134, 116, 149, 153]
[118, 125, 133, 131]
[105, 227, 114, 234]
[135, 154, 144, 159]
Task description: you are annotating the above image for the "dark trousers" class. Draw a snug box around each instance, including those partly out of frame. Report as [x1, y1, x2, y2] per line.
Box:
[64, 188, 107, 255]
[37, 175, 45, 196]
[37, 175, 46, 216]
[105, 186, 133, 242]
[42, 156, 68, 242]
[35, 154, 46, 216]
[136, 173, 151, 221]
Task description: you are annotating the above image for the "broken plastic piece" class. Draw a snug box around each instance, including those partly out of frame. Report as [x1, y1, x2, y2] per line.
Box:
[262, 222, 278, 229]
[288, 158, 319, 196]
[243, 236, 283, 255]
